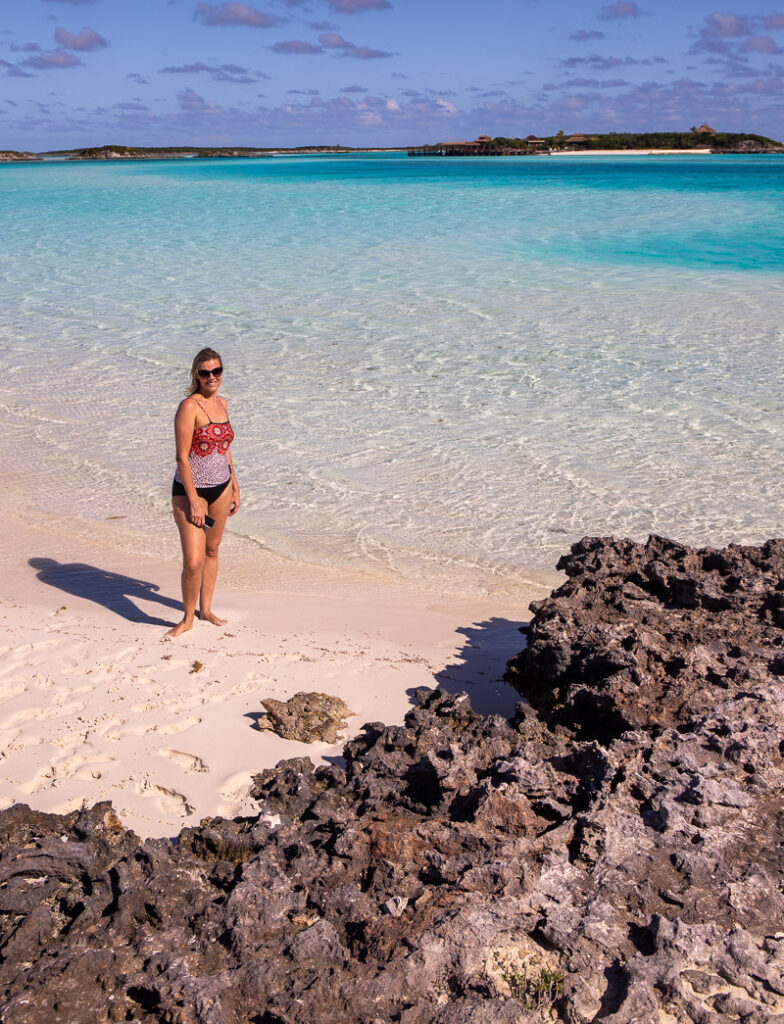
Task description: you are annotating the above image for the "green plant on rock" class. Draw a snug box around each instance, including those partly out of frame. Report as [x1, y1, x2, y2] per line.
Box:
[533, 967, 565, 1007]
[497, 963, 527, 1002]
[493, 955, 566, 1014]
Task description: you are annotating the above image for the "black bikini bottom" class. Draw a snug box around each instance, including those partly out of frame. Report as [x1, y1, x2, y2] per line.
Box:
[171, 477, 231, 504]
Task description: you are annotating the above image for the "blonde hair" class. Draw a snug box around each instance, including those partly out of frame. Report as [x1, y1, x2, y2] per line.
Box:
[187, 347, 223, 396]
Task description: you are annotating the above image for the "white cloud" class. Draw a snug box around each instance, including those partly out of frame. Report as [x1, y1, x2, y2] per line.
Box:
[194, 3, 284, 28]
[54, 27, 108, 52]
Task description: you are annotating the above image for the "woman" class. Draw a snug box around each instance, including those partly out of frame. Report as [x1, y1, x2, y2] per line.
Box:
[166, 347, 240, 638]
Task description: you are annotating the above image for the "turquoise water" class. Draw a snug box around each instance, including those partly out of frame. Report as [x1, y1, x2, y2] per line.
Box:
[2, 153, 783, 594]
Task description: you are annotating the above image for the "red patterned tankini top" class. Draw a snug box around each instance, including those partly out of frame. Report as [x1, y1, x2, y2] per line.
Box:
[174, 400, 234, 489]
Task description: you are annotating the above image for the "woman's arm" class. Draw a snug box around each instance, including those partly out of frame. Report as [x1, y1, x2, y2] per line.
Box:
[222, 397, 240, 516]
[173, 399, 204, 527]
[227, 448, 239, 516]
[227, 448, 240, 517]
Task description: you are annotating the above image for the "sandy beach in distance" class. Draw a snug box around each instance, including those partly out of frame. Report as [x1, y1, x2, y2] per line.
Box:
[550, 148, 713, 155]
[1, 510, 550, 838]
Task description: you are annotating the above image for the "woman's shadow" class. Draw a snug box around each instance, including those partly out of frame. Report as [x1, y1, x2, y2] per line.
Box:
[417, 616, 529, 718]
[29, 557, 180, 627]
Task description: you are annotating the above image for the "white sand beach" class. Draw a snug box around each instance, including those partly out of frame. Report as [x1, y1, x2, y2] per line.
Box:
[550, 148, 713, 155]
[1, 513, 548, 838]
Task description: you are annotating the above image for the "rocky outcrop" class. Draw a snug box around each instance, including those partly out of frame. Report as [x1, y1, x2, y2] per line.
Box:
[258, 691, 355, 743]
[0, 151, 41, 162]
[1, 535, 783, 1023]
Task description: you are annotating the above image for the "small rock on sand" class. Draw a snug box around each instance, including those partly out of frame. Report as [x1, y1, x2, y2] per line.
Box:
[257, 692, 354, 743]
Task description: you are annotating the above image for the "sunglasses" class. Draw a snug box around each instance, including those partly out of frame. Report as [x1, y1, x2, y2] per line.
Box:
[197, 366, 223, 380]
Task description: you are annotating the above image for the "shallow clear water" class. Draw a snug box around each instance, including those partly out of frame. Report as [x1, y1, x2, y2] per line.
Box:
[2, 153, 784, 595]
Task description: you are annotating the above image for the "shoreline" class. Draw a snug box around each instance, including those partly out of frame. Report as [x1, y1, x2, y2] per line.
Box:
[0, 511, 549, 838]
[549, 147, 713, 155]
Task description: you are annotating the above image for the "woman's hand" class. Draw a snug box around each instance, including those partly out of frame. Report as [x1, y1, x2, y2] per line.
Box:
[229, 482, 241, 516]
[189, 501, 205, 528]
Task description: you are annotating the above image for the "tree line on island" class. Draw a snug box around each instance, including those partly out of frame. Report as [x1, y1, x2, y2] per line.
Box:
[493, 129, 782, 152]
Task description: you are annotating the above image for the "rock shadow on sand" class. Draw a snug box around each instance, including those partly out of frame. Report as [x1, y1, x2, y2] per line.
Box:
[421, 616, 529, 717]
[29, 557, 181, 627]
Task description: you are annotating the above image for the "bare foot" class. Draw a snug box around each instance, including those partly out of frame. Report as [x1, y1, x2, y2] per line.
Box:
[199, 611, 227, 626]
[165, 619, 194, 639]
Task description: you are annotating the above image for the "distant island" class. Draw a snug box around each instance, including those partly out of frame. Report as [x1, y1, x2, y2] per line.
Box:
[502, 126, 783, 153]
[1, 128, 782, 163]
[0, 144, 404, 163]
[410, 126, 784, 157]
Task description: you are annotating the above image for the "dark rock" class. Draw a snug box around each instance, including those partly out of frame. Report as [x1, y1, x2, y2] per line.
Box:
[1, 536, 783, 1022]
[258, 692, 355, 743]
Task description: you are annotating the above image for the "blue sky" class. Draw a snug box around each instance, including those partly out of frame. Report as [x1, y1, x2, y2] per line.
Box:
[2, 0, 783, 149]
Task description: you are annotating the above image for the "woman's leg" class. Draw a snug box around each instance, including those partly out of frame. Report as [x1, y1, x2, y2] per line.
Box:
[199, 481, 234, 625]
[166, 495, 207, 638]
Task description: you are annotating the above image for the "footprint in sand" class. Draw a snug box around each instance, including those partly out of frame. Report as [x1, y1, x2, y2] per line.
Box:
[158, 716, 201, 736]
[38, 700, 87, 720]
[159, 748, 209, 773]
[0, 725, 21, 749]
[0, 681, 27, 704]
[17, 639, 60, 655]
[30, 672, 56, 688]
[130, 699, 165, 714]
[225, 670, 275, 695]
[131, 692, 185, 714]
[103, 722, 135, 741]
[136, 662, 175, 675]
[92, 715, 126, 739]
[19, 747, 116, 794]
[73, 764, 107, 781]
[0, 706, 48, 729]
[111, 645, 141, 664]
[220, 770, 256, 801]
[131, 676, 155, 688]
[53, 683, 94, 704]
[0, 661, 33, 683]
[135, 778, 194, 817]
[217, 770, 260, 818]
[230, 678, 270, 696]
